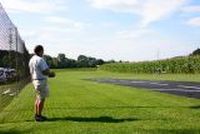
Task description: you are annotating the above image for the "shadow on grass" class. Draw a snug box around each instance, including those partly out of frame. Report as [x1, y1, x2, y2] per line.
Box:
[138, 129, 200, 134]
[0, 130, 22, 134]
[0, 129, 31, 134]
[46, 116, 138, 123]
[47, 105, 189, 111]
[190, 105, 200, 109]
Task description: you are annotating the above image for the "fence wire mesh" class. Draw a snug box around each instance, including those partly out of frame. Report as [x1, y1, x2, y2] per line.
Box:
[0, 2, 30, 112]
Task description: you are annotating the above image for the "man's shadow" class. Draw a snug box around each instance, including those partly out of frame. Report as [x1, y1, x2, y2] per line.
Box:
[46, 116, 138, 123]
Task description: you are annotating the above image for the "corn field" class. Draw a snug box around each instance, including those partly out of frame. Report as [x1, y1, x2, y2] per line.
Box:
[100, 56, 200, 74]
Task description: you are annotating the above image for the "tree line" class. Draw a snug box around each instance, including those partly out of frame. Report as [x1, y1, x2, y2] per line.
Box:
[1, 50, 106, 70]
[43, 54, 105, 68]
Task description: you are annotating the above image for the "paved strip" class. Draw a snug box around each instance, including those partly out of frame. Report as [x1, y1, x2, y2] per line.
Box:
[131, 81, 146, 84]
[177, 85, 200, 90]
[152, 88, 200, 92]
[91, 79, 200, 99]
[150, 82, 169, 86]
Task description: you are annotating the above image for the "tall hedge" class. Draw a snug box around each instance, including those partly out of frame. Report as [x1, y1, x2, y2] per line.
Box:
[100, 56, 200, 74]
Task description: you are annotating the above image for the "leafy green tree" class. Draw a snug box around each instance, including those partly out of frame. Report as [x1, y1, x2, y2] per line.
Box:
[77, 55, 88, 62]
[57, 53, 66, 62]
[28, 53, 105, 69]
[44, 55, 53, 67]
[57, 53, 67, 68]
[191, 48, 200, 56]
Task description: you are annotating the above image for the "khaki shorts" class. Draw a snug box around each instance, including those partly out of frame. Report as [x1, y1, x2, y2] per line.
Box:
[32, 79, 49, 100]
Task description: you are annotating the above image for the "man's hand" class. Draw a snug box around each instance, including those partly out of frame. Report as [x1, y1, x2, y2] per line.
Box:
[48, 71, 56, 78]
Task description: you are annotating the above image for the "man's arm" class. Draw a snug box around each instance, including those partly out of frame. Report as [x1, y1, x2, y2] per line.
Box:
[42, 69, 50, 76]
[39, 58, 55, 77]
[42, 69, 55, 78]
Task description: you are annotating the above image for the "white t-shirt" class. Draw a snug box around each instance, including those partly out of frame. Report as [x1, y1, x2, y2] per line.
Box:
[29, 55, 49, 80]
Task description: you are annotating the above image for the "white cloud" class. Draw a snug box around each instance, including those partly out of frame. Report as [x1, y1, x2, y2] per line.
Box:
[187, 17, 200, 26]
[45, 16, 88, 31]
[87, 0, 187, 27]
[182, 5, 200, 13]
[0, 0, 66, 13]
[88, 0, 139, 13]
[45, 16, 71, 24]
[139, 0, 187, 27]
[117, 28, 153, 39]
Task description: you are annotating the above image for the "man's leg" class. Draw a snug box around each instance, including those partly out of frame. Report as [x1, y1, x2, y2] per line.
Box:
[35, 96, 45, 116]
[35, 97, 39, 116]
[34, 80, 48, 121]
[38, 98, 45, 116]
[35, 96, 46, 121]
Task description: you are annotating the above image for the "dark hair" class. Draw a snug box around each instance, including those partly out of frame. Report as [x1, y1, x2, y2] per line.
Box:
[34, 45, 44, 55]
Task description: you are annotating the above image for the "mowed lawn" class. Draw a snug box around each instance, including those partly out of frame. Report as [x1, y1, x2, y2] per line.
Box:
[0, 69, 200, 134]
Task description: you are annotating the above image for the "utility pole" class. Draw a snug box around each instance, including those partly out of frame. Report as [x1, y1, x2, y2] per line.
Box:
[14, 27, 19, 94]
[157, 48, 161, 74]
[157, 48, 160, 60]
[9, 27, 13, 68]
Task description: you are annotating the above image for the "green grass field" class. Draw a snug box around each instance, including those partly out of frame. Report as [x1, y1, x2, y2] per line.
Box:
[0, 69, 200, 134]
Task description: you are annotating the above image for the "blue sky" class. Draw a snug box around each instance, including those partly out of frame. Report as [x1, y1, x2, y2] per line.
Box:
[1, 0, 200, 61]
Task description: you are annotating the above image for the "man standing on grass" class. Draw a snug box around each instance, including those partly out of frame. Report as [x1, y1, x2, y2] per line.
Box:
[29, 45, 55, 122]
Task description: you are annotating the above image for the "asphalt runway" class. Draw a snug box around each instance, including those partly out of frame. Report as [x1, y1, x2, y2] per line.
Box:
[92, 79, 200, 99]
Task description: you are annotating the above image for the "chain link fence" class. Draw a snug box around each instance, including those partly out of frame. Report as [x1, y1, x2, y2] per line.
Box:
[0, 3, 30, 112]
